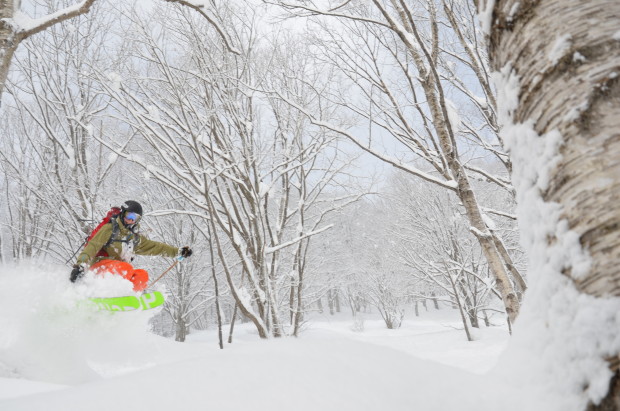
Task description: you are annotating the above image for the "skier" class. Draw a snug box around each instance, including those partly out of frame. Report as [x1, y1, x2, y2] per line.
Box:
[69, 200, 193, 292]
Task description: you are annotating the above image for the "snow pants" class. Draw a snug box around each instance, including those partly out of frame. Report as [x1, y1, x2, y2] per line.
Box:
[89, 260, 149, 292]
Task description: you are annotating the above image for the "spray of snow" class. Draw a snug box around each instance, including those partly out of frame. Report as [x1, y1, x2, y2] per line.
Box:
[491, 64, 620, 410]
[0, 261, 160, 385]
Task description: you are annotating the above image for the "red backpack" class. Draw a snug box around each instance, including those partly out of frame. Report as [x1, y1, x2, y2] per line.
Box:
[86, 207, 121, 258]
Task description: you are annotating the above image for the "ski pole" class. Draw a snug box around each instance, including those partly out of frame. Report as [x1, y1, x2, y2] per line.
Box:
[65, 238, 87, 265]
[149, 256, 184, 288]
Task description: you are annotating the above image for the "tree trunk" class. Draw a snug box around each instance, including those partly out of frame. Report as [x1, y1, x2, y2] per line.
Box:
[334, 290, 341, 313]
[289, 283, 296, 324]
[0, 0, 17, 98]
[175, 316, 188, 342]
[449, 273, 473, 342]
[208, 226, 224, 349]
[328, 289, 335, 315]
[0, 41, 16, 100]
[293, 272, 304, 337]
[491, 230, 527, 295]
[468, 308, 480, 328]
[228, 304, 238, 344]
[432, 292, 440, 309]
[485, 0, 620, 407]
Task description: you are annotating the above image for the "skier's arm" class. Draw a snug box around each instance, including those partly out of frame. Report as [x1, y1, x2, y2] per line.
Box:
[75, 224, 113, 266]
[134, 235, 179, 258]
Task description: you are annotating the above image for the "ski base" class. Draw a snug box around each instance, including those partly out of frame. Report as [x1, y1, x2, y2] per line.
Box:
[89, 291, 165, 312]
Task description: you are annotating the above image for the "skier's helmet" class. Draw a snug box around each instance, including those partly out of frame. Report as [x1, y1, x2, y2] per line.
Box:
[121, 200, 143, 216]
[120, 200, 143, 226]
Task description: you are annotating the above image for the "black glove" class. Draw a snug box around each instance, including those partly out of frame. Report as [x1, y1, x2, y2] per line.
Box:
[70, 265, 85, 283]
[180, 246, 193, 258]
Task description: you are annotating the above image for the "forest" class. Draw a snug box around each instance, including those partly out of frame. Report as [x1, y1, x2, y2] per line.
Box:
[0, 0, 618, 410]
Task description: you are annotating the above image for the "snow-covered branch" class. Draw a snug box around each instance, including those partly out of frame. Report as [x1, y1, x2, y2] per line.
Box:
[265, 224, 334, 254]
[11, 0, 97, 38]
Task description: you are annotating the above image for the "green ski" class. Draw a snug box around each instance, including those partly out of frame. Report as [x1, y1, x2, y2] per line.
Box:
[89, 291, 165, 312]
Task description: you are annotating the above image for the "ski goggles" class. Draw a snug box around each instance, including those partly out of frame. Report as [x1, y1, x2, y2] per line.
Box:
[124, 212, 141, 222]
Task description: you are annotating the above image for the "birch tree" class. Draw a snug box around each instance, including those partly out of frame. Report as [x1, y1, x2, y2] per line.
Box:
[480, 0, 620, 408]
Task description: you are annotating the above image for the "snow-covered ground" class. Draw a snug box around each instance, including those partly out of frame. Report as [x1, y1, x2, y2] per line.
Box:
[0, 262, 577, 410]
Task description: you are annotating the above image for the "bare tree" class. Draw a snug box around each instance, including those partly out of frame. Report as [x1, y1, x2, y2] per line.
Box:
[389, 175, 503, 337]
[270, 0, 522, 322]
[0, 0, 98, 100]
[145, 196, 212, 342]
[366, 270, 407, 329]
[0, 111, 55, 259]
[92, 4, 362, 338]
[1, 0, 122, 263]
[261, 32, 372, 336]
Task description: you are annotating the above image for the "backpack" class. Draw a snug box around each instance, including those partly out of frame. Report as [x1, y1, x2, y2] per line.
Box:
[86, 207, 122, 258]
[66, 207, 138, 265]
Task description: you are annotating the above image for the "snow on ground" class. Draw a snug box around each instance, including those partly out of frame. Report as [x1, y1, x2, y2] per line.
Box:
[0, 261, 574, 410]
[310, 311, 509, 375]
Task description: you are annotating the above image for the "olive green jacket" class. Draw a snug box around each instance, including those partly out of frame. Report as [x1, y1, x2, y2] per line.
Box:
[76, 216, 178, 266]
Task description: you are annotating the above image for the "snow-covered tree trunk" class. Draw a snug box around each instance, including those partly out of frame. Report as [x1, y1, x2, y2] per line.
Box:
[208, 223, 224, 349]
[483, 0, 620, 408]
[448, 270, 473, 342]
[0, 0, 17, 97]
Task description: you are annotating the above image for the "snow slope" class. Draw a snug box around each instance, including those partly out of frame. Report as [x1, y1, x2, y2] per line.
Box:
[1, 333, 491, 411]
[0, 261, 579, 411]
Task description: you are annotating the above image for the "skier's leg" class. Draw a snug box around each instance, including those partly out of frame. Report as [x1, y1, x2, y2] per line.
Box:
[90, 260, 135, 283]
[130, 269, 149, 292]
